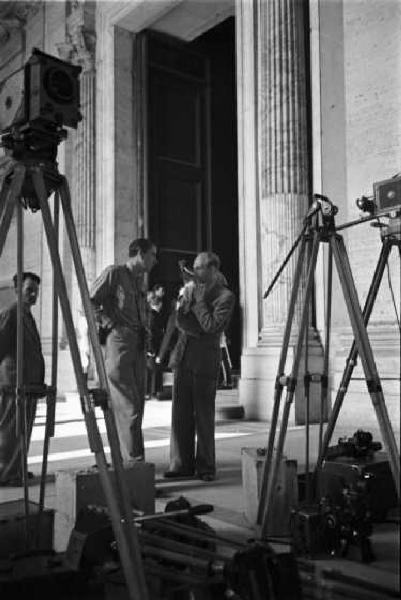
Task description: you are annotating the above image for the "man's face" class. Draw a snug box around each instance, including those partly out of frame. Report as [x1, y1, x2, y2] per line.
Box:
[142, 245, 158, 273]
[193, 254, 213, 284]
[18, 278, 40, 307]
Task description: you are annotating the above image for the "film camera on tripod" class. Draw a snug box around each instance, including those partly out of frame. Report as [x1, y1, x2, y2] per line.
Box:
[258, 168, 400, 566]
[1, 48, 82, 209]
[0, 49, 151, 599]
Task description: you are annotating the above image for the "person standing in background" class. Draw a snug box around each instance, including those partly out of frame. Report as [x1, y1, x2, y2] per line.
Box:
[146, 284, 166, 398]
[0, 272, 45, 486]
[90, 238, 157, 464]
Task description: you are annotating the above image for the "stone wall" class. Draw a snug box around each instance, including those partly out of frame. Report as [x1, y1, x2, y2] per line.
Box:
[330, 0, 400, 435]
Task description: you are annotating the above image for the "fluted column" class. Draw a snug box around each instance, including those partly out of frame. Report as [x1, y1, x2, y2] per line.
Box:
[238, 0, 323, 422]
[58, 1, 96, 303]
[258, 0, 310, 344]
[71, 61, 96, 287]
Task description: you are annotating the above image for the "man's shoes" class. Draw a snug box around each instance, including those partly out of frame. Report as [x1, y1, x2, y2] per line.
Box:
[198, 473, 215, 482]
[163, 470, 194, 479]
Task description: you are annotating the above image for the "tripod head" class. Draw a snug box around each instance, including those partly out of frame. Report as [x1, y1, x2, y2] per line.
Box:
[304, 194, 339, 233]
[2, 152, 63, 212]
[356, 173, 401, 217]
[379, 212, 401, 242]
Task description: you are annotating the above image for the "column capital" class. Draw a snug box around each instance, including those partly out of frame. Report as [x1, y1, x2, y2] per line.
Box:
[57, 1, 96, 72]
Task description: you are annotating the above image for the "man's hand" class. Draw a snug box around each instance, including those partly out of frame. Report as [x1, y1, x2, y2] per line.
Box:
[179, 281, 195, 313]
[192, 283, 206, 303]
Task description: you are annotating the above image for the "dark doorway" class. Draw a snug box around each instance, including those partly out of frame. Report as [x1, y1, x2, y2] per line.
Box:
[147, 18, 240, 368]
[189, 18, 239, 369]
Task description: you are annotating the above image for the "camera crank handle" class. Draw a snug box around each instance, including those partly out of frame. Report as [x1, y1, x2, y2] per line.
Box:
[187, 503, 214, 516]
[133, 504, 214, 524]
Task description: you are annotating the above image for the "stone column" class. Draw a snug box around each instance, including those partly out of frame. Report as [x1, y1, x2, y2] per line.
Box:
[238, 0, 323, 422]
[258, 0, 310, 344]
[58, 2, 96, 306]
[71, 57, 96, 288]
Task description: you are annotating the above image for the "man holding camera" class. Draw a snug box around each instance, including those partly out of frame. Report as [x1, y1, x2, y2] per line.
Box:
[90, 238, 157, 464]
[164, 252, 235, 482]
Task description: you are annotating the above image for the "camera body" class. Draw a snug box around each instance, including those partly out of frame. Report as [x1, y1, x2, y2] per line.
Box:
[1, 49, 82, 163]
[373, 174, 401, 214]
[325, 429, 382, 460]
[357, 173, 401, 215]
[18, 48, 82, 130]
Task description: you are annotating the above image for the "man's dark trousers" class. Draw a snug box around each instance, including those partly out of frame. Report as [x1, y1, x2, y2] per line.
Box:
[105, 326, 145, 462]
[170, 359, 218, 476]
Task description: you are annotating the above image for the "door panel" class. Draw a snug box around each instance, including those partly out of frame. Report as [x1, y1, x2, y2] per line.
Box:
[146, 32, 210, 297]
[151, 74, 202, 165]
[154, 164, 202, 251]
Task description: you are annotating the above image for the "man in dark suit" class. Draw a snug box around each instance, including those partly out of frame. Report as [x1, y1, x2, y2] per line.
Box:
[165, 252, 235, 482]
[0, 272, 45, 486]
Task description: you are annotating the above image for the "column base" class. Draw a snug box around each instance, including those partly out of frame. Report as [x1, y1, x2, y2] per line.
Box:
[239, 337, 327, 425]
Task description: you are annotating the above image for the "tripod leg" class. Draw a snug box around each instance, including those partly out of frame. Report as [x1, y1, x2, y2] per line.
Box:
[304, 233, 315, 504]
[319, 244, 333, 458]
[15, 195, 32, 547]
[257, 235, 308, 525]
[304, 300, 311, 503]
[58, 177, 148, 534]
[330, 235, 400, 497]
[38, 193, 60, 519]
[0, 165, 26, 259]
[261, 232, 321, 536]
[31, 171, 148, 600]
[58, 177, 131, 472]
[317, 241, 393, 469]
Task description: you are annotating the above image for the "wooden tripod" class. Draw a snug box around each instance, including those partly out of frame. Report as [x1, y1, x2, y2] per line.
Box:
[0, 159, 149, 599]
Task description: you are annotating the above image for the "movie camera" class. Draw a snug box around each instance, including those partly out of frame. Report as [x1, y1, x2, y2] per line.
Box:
[291, 485, 374, 563]
[0, 50, 151, 599]
[291, 430, 383, 563]
[1, 48, 82, 210]
[356, 173, 401, 216]
[325, 429, 382, 460]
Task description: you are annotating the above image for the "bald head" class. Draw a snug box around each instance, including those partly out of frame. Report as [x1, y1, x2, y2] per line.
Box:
[193, 252, 221, 284]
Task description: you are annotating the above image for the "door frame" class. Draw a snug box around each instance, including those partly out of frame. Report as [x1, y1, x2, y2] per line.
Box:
[96, 0, 260, 353]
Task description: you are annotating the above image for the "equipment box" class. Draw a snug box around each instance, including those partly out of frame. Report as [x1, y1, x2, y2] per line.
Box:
[54, 462, 155, 551]
[290, 505, 326, 559]
[318, 451, 397, 521]
[0, 500, 54, 558]
[241, 447, 298, 534]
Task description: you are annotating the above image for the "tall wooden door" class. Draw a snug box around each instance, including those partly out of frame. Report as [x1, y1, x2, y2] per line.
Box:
[144, 32, 211, 298]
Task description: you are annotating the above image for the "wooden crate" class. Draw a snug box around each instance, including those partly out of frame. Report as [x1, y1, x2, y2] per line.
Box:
[241, 447, 298, 535]
[54, 462, 155, 551]
[0, 500, 54, 558]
